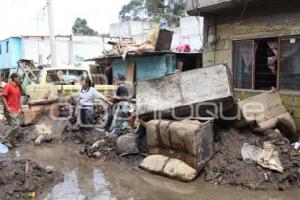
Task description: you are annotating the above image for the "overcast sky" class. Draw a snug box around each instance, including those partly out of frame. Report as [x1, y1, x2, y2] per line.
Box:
[0, 0, 130, 40]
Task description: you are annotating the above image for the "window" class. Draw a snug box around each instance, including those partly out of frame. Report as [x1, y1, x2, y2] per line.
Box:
[46, 70, 88, 84]
[6, 41, 9, 53]
[280, 38, 300, 90]
[0, 44, 2, 55]
[233, 37, 300, 91]
[233, 40, 253, 89]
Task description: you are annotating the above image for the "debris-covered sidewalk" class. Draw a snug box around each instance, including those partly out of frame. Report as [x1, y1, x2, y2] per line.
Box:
[0, 159, 63, 200]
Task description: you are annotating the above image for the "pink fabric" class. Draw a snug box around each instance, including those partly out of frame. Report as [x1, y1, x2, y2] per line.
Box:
[176, 44, 191, 53]
[267, 41, 278, 74]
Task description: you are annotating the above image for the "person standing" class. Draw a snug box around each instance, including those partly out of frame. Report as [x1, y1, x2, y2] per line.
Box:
[77, 77, 111, 132]
[1, 73, 22, 149]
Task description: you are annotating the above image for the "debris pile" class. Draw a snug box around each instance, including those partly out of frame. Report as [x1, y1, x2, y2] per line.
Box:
[0, 159, 63, 200]
[201, 127, 300, 190]
[80, 130, 117, 160]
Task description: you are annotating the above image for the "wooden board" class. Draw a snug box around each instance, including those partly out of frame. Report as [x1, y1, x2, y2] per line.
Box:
[126, 61, 136, 84]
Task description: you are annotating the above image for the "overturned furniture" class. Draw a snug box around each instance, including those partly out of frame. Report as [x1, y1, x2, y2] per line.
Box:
[237, 90, 298, 142]
[140, 119, 214, 182]
[136, 64, 235, 120]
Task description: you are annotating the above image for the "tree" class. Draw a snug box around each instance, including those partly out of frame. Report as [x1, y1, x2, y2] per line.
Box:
[119, 0, 186, 25]
[72, 18, 98, 36]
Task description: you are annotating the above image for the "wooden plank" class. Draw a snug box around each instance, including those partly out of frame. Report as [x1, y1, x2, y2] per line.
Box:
[126, 61, 135, 84]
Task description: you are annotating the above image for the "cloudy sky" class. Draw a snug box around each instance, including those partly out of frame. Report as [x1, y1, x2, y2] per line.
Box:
[0, 0, 130, 40]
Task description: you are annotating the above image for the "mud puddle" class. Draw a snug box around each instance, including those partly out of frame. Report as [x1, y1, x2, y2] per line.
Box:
[0, 144, 299, 200]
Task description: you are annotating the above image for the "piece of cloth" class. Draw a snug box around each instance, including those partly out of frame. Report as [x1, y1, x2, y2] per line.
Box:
[2, 82, 21, 113]
[3, 111, 20, 145]
[257, 142, 284, 173]
[78, 87, 106, 106]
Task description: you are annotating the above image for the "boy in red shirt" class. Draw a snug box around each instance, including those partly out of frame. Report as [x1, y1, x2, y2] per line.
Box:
[1, 73, 22, 149]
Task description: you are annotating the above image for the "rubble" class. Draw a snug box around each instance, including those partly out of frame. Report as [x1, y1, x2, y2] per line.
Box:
[237, 90, 298, 142]
[0, 159, 63, 200]
[200, 127, 300, 190]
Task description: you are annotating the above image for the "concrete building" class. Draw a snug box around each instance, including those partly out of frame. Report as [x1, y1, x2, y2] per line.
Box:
[0, 35, 109, 72]
[187, 0, 300, 130]
[109, 18, 203, 51]
[0, 37, 22, 75]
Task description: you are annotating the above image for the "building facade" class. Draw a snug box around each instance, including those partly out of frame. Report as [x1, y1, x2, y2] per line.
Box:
[0, 35, 109, 72]
[109, 18, 204, 51]
[0, 37, 22, 70]
[187, 0, 300, 130]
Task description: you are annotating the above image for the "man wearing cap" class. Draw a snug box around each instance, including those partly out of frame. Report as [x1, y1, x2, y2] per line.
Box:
[1, 73, 22, 149]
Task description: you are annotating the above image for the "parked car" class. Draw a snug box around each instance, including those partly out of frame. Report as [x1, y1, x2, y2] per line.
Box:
[26, 65, 116, 101]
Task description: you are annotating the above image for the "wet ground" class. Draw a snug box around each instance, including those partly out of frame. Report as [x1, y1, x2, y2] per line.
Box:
[1, 144, 300, 200]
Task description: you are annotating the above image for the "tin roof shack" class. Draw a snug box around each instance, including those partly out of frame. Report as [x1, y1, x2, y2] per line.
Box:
[87, 52, 202, 86]
[187, 0, 300, 131]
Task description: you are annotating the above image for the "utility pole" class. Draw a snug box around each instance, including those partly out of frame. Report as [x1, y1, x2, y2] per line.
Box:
[47, 0, 57, 67]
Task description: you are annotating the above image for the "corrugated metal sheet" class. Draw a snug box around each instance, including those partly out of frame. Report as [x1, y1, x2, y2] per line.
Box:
[112, 54, 176, 82]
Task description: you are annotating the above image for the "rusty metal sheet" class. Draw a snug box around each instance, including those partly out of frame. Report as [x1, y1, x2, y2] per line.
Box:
[136, 64, 234, 117]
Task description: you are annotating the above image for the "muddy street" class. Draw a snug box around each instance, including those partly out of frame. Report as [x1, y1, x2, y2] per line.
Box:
[0, 144, 299, 200]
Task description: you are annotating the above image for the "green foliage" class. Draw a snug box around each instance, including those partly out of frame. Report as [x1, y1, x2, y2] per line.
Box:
[119, 0, 185, 24]
[72, 18, 98, 36]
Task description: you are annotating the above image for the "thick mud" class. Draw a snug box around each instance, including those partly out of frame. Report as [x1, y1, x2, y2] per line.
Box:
[201, 127, 300, 190]
[1, 144, 299, 200]
[0, 159, 63, 200]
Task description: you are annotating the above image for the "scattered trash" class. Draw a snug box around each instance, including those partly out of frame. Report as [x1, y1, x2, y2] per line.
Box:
[241, 143, 262, 164]
[0, 143, 9, 154]
[15, 150, 21, 157]
[140, 155, 197, 182]
[0, 159, 63, 200]
[257, 142, 284, 173]
[293, 142, 300, 151]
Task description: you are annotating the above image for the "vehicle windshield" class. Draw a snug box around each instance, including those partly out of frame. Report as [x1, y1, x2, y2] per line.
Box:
[46, 69, 88, 84]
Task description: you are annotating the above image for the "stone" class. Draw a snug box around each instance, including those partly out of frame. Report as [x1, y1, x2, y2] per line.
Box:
[105, 132, 118, 145]
[116, 133, 138, 155]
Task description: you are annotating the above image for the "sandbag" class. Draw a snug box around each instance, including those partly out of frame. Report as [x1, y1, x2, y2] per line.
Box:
[139, 155, 197, 182]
